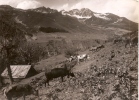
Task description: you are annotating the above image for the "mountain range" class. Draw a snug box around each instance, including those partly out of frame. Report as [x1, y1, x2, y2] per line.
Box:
[0, 5, 138, 36]
[61, 8, 138, 30]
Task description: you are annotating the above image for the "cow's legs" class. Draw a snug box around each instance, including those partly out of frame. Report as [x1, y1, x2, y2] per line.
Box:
[7, 97, 12, 100]
[23, 94, 25, 100]
[78, 59, 80, 65]
[84, 58, 87, 62]
[44, 80, 46, 87]
[61, 77, 64, 82]
[45, 79, 50, 86]
[47, 81, 50, 86]
[45, 82, 46, 87]
[67, 74, 69, 78]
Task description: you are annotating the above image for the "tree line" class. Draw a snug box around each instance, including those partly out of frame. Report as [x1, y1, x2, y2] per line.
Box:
[0, 19, 70, 85]
[0, 13, 81, 85]
[39, 27, 68, 33]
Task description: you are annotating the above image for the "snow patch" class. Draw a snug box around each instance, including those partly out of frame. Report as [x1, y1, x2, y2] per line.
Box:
[15, 17, 26, 26]
[61, 11, 67, 15]
[94, 13, 111, 20]
[62, 10, 92, 19]
[113, 18, 123, 24]
[35, 10, 48, 13]
[61, 9, 93, 19]
[62, 13, 91, 19]
[69, 14, 92, 19]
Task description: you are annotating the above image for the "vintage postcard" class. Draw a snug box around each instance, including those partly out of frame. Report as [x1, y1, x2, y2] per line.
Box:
[0, 0, 138, 100]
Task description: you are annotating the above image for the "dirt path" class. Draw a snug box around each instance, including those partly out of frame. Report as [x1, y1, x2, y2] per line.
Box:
[73, 60, 93, 72]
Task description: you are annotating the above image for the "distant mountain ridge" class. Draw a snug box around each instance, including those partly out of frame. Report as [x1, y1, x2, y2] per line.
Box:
[33, 7, 58, 13]
[0, 5, 138, 35]
[61, 8, 138, 31]
[0, 5, 95, 34]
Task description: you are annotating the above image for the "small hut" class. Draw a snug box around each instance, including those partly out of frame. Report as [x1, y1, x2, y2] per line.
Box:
[1, 65, 37, 84]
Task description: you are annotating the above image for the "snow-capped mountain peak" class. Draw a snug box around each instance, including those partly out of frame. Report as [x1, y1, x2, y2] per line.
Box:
[34, 6, 58, 13]
[61, 8, 93, 19]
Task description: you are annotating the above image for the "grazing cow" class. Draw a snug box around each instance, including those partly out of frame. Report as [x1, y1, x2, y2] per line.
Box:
[113, 38, 122, 44]
[124, 38, 131, 48]
[45, 67, 75, 86]
[66, 57, 73, 62]
[76, 54, 90, 64]
[66, 56, 76, 62]
[90, 46, 98, 51]
[131, 37, 138, 46]
[2, 86, 13, 98]
[90, 45, 104, 52]
[4, 84, 38, 100]
[97, 45, 104, 49]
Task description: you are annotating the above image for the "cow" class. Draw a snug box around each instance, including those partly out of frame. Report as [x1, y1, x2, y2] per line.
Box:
[45, 67, 75, 86]
[90, 46, 98, 51]
[97, 45, 104, 49]
[66, 56, 76, 62]
[90, 45, 104, 52]
[130, 37, 138, 47]
[66, 57, 73, 62]
[4, 84, 38, 100]
[76, 54, 90, 64]
[2, 86, 13, 98]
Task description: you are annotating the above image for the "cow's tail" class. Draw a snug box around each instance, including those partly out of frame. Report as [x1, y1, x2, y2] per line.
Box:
[2, 88, 7, 98]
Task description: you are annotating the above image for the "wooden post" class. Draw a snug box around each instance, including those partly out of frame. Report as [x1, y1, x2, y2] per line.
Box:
[6, 49, 13, 84]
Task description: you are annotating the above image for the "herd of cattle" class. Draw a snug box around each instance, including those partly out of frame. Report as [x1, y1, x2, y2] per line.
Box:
[66, 54, 90, 64]
[1, 34, 137, 100]
[1, 53, 90, 100]
[2, 42, 135, 100]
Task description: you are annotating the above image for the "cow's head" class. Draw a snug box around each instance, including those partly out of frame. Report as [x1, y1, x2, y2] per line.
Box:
[69, 72, 75, 77]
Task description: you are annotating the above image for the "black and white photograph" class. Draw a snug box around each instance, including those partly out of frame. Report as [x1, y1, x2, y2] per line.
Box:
[0, 0, 138, 100]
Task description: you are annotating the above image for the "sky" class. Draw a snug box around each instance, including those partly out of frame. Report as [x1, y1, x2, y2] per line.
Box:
[0, 0, 138, 23]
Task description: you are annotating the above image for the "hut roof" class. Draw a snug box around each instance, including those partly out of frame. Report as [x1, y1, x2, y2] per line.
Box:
[1, 65, 31, 78]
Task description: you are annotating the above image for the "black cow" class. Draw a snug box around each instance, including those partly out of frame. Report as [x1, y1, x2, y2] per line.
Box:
[45, 67, 75, 86]
[4, 84, 38, 100]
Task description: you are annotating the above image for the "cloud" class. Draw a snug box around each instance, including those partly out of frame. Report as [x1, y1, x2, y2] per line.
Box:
[131, 5, 139, 22]
[103, 0, 138, 22]
[0, 0, 13, 5]
[70, 2, 84, 10]
[0, 0, 25, 7]
[58, 3, 69, 11]
[16, 0, 42, 9]
[70, 0, 106, 11]
[0, 0, 10, 5]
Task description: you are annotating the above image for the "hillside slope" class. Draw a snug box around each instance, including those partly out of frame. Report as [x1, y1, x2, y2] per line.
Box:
[0, 39, 137, 100]
[0, 5, 95, 34]
[0, 5, 137, 36]
[33, 41, 138, 100]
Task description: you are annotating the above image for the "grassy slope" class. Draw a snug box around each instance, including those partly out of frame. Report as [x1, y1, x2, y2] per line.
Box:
[0, 40, 137, 100]
[36, 42, 137, 100]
